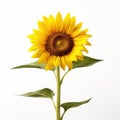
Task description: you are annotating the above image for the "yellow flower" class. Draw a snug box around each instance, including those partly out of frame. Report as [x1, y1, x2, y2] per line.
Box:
[28, 12, 91, 70]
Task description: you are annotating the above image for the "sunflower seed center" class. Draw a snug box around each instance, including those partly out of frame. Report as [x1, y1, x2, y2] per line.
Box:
[45, 32, 74, 56]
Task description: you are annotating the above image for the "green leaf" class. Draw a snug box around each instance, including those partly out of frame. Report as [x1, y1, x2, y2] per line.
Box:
[12, 61, 46, 69]
[72, 56, 102, 69]
[61, 98, 91, 111]
[21, 88, 55, 99]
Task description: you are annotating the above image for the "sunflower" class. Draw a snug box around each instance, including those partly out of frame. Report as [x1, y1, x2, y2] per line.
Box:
[28, 12, 91, 70]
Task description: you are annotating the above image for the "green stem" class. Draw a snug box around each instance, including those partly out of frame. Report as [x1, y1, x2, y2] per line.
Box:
[56, 66, 61, 120]
[60, 110, 66, 120]
[51, 98, 56, 111]
[60, 69, 70, 85]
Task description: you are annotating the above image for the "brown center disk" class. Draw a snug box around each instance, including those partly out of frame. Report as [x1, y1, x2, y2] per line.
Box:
[45, 32, 74, 56]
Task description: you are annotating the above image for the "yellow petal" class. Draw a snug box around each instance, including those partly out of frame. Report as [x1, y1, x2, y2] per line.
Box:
[64, 13, 70, 23]
[79, 46, 88, 53]
[45, 56, 55, 70]
[38, 52, 50, 63]
[42, 16, 48, 23]
[68, 52, 77, 61]
[72, 22, 83, 32]
[71, 16, 76, 27]
[56, 12, 62, 31]
[75, 34, 92, 39]
[74, 38, 91, 46]
[29, 45, 39, 52]
[60, 57, 66, 70]
[67, 16, 76, 33]
[53, 56, 60, 66]
[72, 29, 89, 38]
[72, 46, 84, 56]
[48, 15, 56, 32]
[31, 51, 42, 58]
[71, 29, 80, 38]
[85, 41, 91, 45]
[62, 13, 70, 32]
[46, 61, 54, 70]
[64, 56, 72, 69]
[38, 20, 45, 29]
[32, 29, 40, 35]
[28, 34, 36, 39]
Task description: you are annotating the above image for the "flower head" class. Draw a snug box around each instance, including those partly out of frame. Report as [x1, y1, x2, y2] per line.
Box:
[28, 12, 91, 70]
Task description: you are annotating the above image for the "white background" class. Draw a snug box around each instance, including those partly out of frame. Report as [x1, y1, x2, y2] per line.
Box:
[0, 0, 120, 120]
